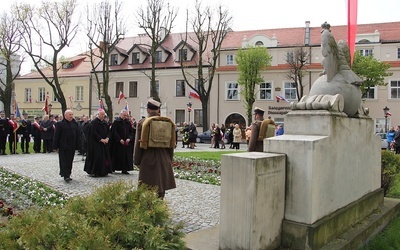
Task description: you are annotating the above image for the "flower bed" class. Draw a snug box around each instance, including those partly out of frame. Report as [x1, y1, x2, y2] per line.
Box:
[172, 156, 221, 185]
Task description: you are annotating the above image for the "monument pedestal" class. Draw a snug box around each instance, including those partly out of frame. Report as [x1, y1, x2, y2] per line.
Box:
[266, 110, 382, 249]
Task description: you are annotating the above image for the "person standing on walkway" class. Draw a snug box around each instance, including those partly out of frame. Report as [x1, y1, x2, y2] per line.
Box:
[84, 109, 112, 177]
[40, 115, 54, 153]
[110, 109, 134, 174]
[8, 114, 19, 154]
[232, 123, 242, 150]
[31, 116, 42, 153]
[0, 111, 9, 155]
[53, 109, 81, 182]
[248, 107, 275, 152]
[18, 112, 32, 154]
[134, 98, 176, 199]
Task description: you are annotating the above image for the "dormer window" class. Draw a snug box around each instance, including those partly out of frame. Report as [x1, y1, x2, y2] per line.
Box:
[155, 51, 162, 63]
[110, 54, 118, 66]
[255, 41, 264, 46]
[179, 48, 188, 61]
[62, 62, 74, 69]
[132, 52, 140, 64]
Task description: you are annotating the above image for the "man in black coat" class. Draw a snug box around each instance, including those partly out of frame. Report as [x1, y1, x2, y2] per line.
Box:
[110, 109, 134, 174]
[0, 111, 9, 155]
[17, 112, 32, 154]
[53, 110, 81, 182]
[31, 116, 42, 153]
[84, 109, 112, 177]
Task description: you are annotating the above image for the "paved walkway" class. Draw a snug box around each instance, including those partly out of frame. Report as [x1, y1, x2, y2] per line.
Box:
[0, 143, 231, 234]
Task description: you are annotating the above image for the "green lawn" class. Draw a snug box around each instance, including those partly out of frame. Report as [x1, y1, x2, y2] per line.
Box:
[174, 150, 245, 161]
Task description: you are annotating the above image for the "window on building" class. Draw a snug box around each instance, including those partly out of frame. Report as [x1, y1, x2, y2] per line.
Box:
[398, 48, 400, 59]
[61, 62, 74, 69]
[284, 82, 297, 100]
[255, 41, 264, 46]
[286, 52, 294, 63]
[115, 82, 124, 98]
[110, 54, 118, 66]
[38, 87, 46, 102]
[132, 52, 140, 64]
[175, 109, 185, 127]
[194, 109, 203, 127]
[176, 80, 186, 97]
[358, 49, 373, 57]
[226, 82, 239, 100]
[75, 86, 84, 101]
[390, 80, 400, 99]
[155, 51, 162, 62]
[259, 82, 272, 100]
[179, 49, 188, 61]
[129, 81, 138, 97]
[226, 54, 234, 65]
[362, 86, 375, 99]
[24, 88, 31, 102]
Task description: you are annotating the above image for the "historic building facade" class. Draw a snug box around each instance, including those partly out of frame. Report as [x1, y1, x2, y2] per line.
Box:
[15, 21, 400, 134]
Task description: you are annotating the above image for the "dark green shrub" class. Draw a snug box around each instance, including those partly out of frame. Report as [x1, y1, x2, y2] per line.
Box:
[0, 181, 185, 250]
[381, 150, 400, 196]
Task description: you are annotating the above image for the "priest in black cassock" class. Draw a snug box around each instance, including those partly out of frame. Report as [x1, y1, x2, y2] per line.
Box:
[53, 110, 80, 182]
[84, 109, 112, 177]
[110, 109, 134, 174]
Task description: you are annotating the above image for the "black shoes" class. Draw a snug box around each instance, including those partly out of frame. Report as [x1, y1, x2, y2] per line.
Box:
[64, 177, 72, 182]
[122, 171, 130, 175]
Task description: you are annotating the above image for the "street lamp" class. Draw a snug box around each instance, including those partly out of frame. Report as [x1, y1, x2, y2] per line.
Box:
[187, 102, 192, 123]
[383, 106, 390, 133]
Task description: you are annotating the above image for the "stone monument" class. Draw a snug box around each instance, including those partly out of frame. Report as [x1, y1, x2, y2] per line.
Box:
[219, 22, 398, 250]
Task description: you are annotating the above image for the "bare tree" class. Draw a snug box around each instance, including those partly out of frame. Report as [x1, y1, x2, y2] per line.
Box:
[15, 0, 79, 114]
[86, 0, 126, 119]
[180, 0, 231, 129]
[0, 11, 23, 117]
[285, 47, 309, 101]
[137, 0, 177, 102]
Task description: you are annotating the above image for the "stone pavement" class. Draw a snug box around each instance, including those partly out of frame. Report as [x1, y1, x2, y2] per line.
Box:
[0, 143, 225, 235]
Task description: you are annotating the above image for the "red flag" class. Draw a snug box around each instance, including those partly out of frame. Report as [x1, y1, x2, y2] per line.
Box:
[118, 91, 125, 104]
[189, 89, 200, 100]
[387, 112, 392, 117]
[42, 95, 49, 114]
[348, 0, 358, 65]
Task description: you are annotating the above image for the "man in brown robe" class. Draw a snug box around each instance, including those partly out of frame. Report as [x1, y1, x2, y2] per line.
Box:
[134, 98, 176, 199]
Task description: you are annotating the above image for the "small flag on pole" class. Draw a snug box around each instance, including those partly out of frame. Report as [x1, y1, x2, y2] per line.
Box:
[118, 91, 125, 104]
[275, 95, 290, 103]
[42, 95, 49, 114]
[124, 100, 129, 111]
[69, 96, 73, 109]
[387, 112, 392, 116]
[99, 99, 104, 111]
[189, 89, 200, 100]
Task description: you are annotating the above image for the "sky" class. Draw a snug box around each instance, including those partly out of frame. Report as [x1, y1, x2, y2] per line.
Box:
[1, 0, 399, 73]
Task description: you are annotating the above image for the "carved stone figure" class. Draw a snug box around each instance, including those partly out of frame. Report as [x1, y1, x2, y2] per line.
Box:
[291, 22, 363, 118]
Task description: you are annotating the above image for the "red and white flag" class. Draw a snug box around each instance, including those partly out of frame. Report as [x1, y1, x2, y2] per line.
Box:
[275, 95, 289, 103]
[387, 112, 392, 116]
[42, 95, 49, 114]
[118, 91, 125, 104]
[189, 89, 200, 100]
[98, 99, 104, 111]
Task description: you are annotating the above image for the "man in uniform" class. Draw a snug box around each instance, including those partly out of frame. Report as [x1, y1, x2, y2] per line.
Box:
[8, 113, 19, 154]
[18, 112, 32, 154]
[0, 111, 9, 155]
[248, 107, 275, 152]
[134, 98, 176, 199]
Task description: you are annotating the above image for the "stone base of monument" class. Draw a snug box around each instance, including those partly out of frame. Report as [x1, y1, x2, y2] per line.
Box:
[265, 110, 383, 249]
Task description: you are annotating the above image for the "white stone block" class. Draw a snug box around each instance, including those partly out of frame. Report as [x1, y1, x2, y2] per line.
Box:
[219, 152, 286, 250]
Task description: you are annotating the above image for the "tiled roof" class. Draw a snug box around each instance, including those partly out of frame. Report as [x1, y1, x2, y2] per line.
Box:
[221, 21, 400, 49]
